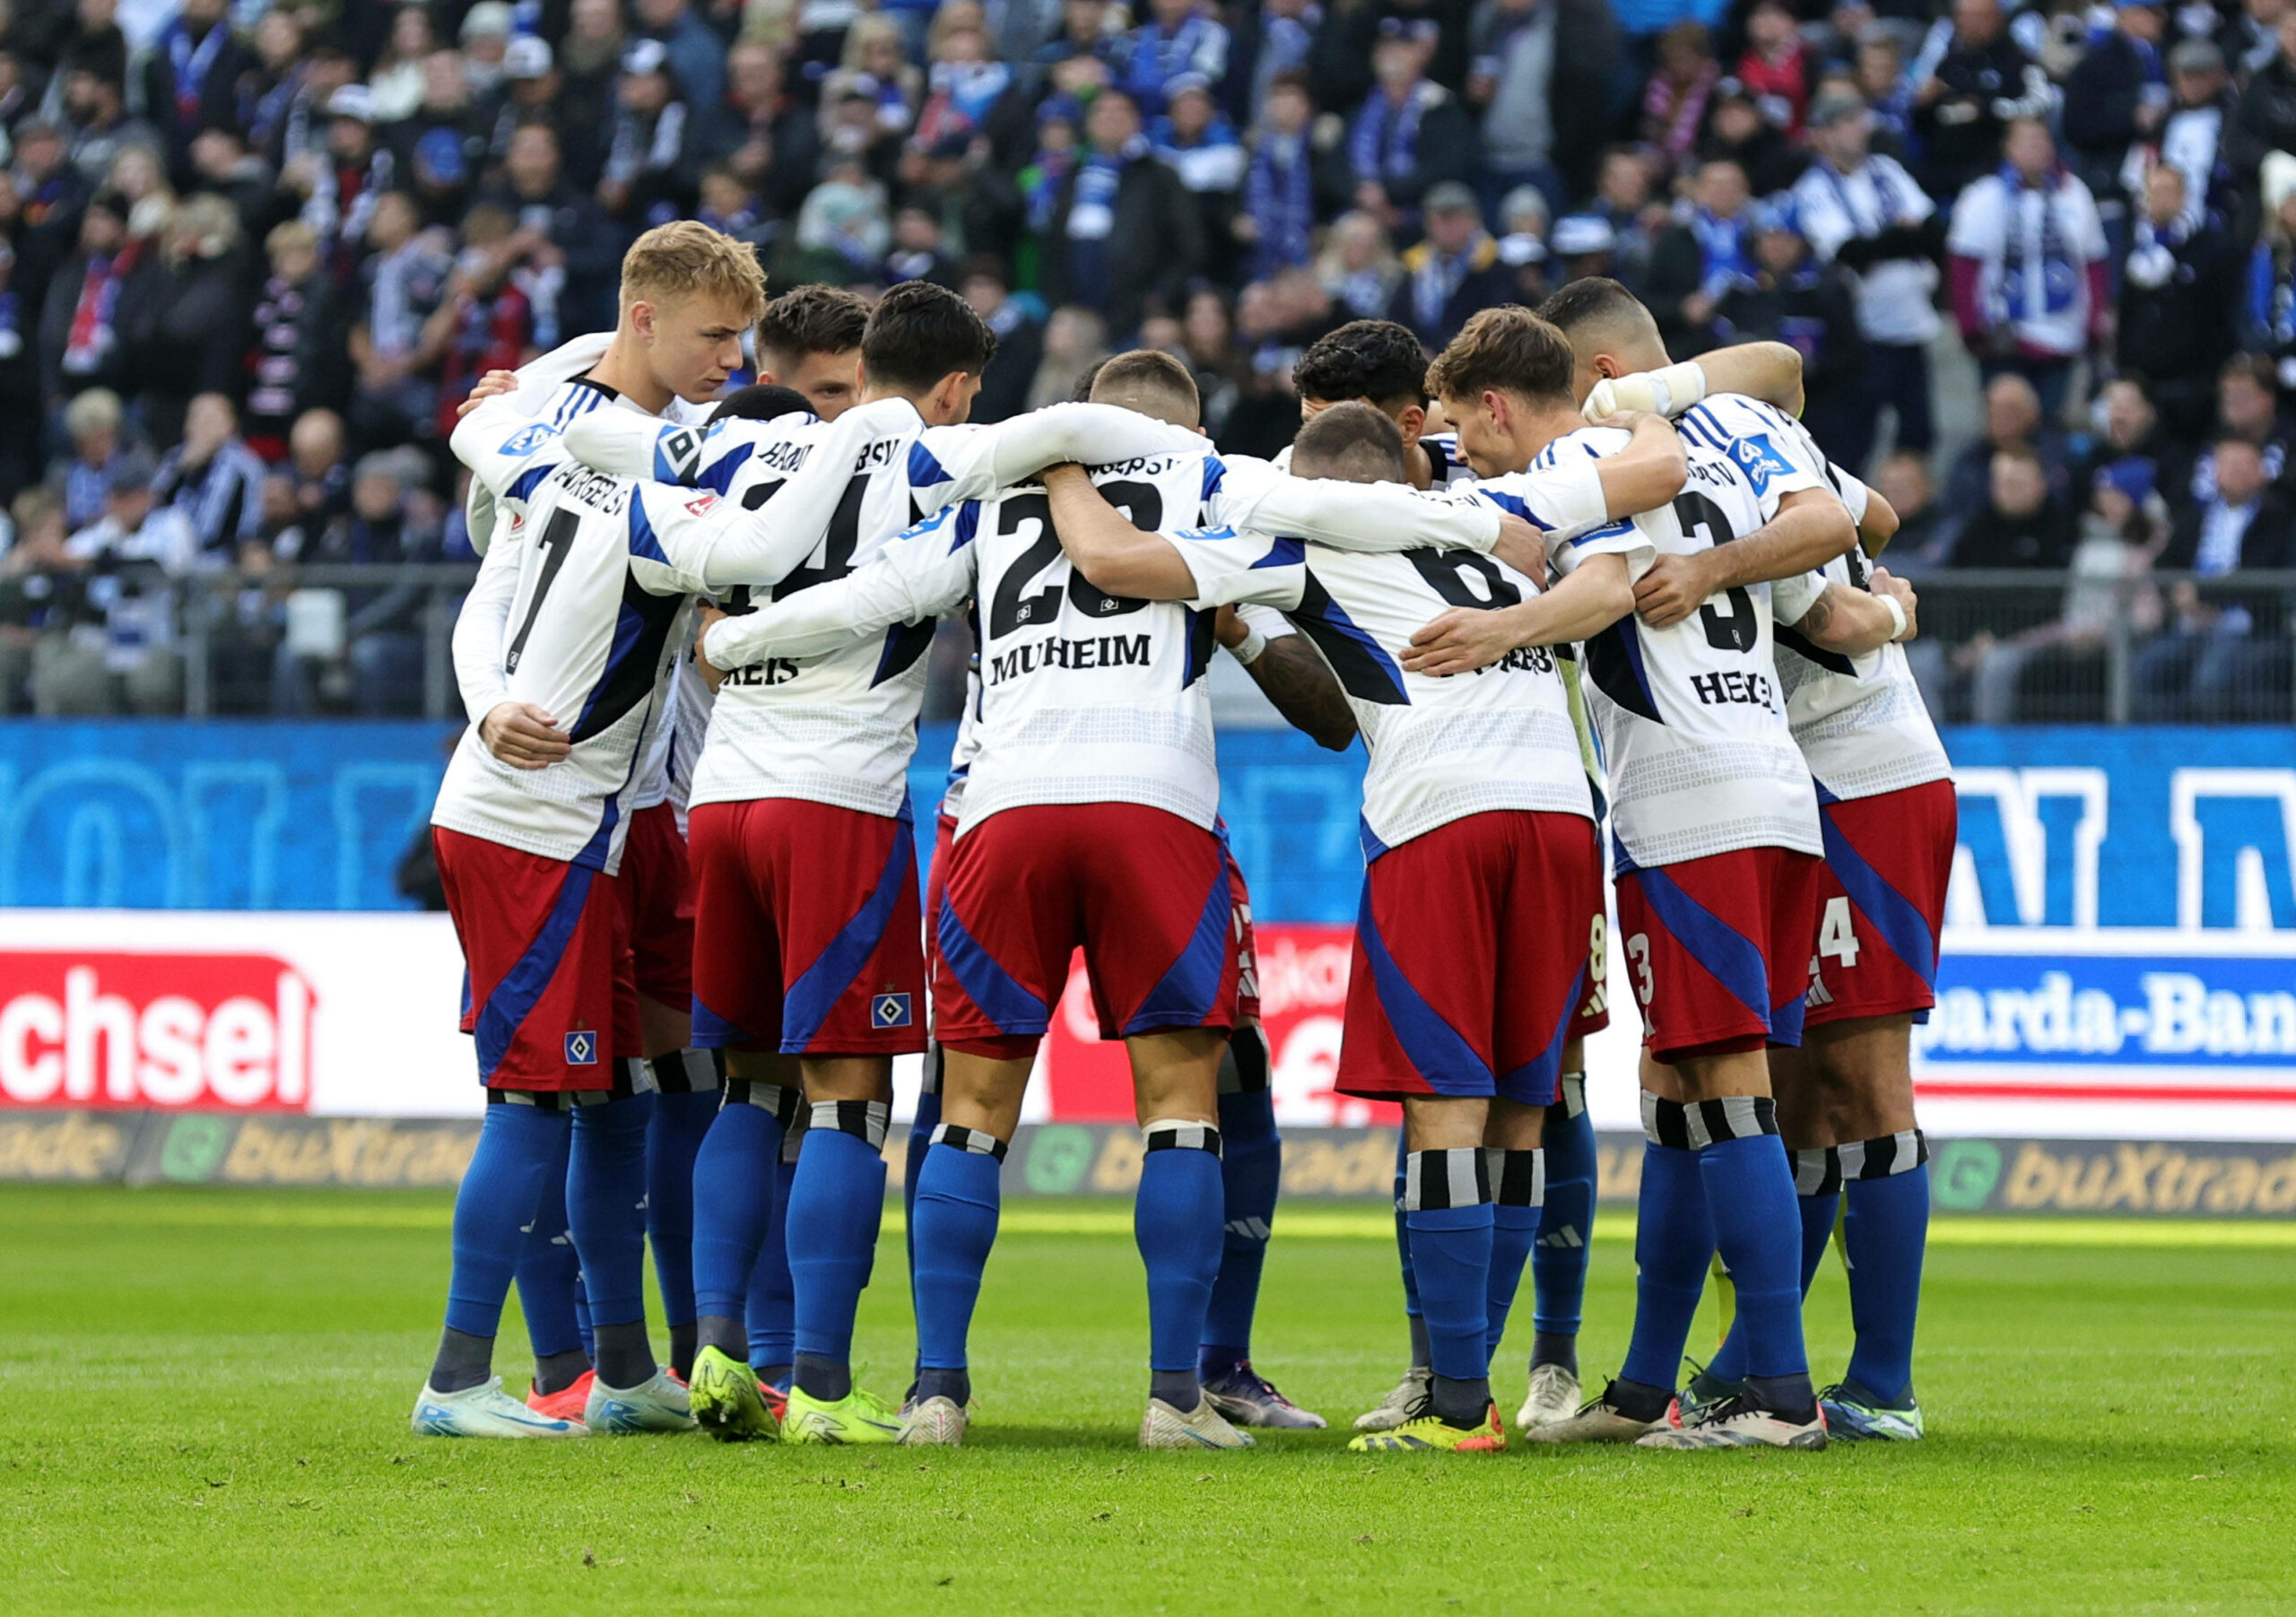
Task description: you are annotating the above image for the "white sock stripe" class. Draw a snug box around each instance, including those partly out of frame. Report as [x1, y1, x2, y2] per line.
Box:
[1485, 1147, 1546, 1208]
[726, 1079, 802, 1126]
[1142, 1120, 1222, 1157]
[810, 1099, 891, 1147]
[1557, 1073, 1587, 1118]
[1839, 1129, 1929, 1179]
[648, 1048, 722, 1094]
[929, 1122, 1009, 1161]
[1794, 1146, 1843, 1196]
[624, 1056, 658, 1094]
[1402, 1148, 1490, 1211]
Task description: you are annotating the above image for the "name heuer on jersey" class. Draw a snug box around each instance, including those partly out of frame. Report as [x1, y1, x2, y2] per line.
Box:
[1172, 506, 1650, 853]
[1501, 414, 1830, 872]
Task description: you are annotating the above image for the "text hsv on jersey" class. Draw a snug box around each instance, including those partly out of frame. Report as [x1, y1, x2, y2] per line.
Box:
[1492, 401, 1833, 875]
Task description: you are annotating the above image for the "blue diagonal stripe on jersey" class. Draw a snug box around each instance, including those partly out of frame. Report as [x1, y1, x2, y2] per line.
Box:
[936, 899, 1048, 1035]
[1499, 961, 1586, 1108]
[908, 439, 952, 488]
[1820, 804, 1941, 990]
[946, 500, 981, 552]
[1125, 855, 1235, 1032]
[781, 799, 917, 1051]
[508, 464, 557, 502]
[1475, 487, 1551, 530]
[1200, 456, 1228, 501]
[474, 863, 598, 1080]
[699, 441, 752, 495]
[1360, 814, 1391, 864]
[1631, 865, 1771, 1026]
[627, 497, 668, 565]
[1355, 886, 1492, 1094]
[572, 599, 648, 735]
[1250, 536, 1304, 569]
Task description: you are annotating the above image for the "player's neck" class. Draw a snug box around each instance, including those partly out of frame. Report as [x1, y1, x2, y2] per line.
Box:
[1516, 402, 1589, 464]
[1404, 441, 1434, 490]
[586, 333, 674, 416]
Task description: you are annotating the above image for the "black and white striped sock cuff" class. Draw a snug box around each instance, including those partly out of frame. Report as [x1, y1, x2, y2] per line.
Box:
[1484, 1147, 1546, 1209]
[919, 1041, 943, 1097]
[1555, 1072, 1587, 1119]
[1143, 1120, 1222, 1158]
[930, 1123, 1008, 1161]
[1794, 1146, 1842, 1196]
[1403, 1147, 1492, 1211]
[1640, 1091, 1780, 1150]
[1219, 1025, 1271, 1095]
[622, 1056, 657, 1094]
[810, 1099, 891, 1148]
[726, 1079, 803, 1127]
[1839, 1128, 1928, 1179]
[648, 1048, 723, 1095]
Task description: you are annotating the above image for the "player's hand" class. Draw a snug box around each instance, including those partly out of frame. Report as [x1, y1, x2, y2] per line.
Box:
[695, 604, 729, 691]
[1872, 566, 1918, 641]
[1583, 375, 1657, 423]
[1491, 514, 1547, 580]
[1402, 605, 1522, 677]
[1632, 552, 1716, 630]
[478, 701, 570, 769]
[1213, 603, 1248, 649]
[457, 370, 521, 417]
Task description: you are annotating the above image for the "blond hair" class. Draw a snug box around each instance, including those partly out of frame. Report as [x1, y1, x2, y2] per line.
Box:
[618, 222, 769, 321]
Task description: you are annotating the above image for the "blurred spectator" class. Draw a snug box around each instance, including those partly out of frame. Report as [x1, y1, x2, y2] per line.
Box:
[1026, 302, 1109, 409]
[485, 123, 616, 339]
[1792, 91, 1941, 473]
[0, 488, 99, 714]
[63, 443, 190, 712]
[144, 0, 250, 184]
[36, 188, 158, 401]
[2232, 8, 2296, 176]
[1317, 208, 1404, 319]
[272, 447, 440, 717]
[1466, 0, 1617, 212]
[48, 387, 132, 533]
[794, 159, 891, 279]
[1949, 441, 2078, 568]
[367, 6, 438, 125]
[1245, 0, 1322, 125]
[1040, 88, 1203, 335]
[283, 407, 351, 535]
[1735, 0, 1815, 136]
[1909, 0, 2049, 199]
[1123, 0, 1231, 115]
[2059, 0, 2170, 230]
[1712, 200, 1863, 430]
[141, 192, 250, 433]
[151, 391, 265, 563]
[709, 41, 819, 219]
[1643, 155, 1755, 355]
[1873, 448, 1944, 569]
[2077, 376, 2194, 530]
[61, 53, 160, 186]
[597, 39, 697, 227]
[1640, 20, 1718, 167]
[1348, 18, 1472, 241]
[2135, 435, 2294, 717]
[636, 0, 726, 112]
[961, 259, 1043, 422]
[2244, 148, 2296, 387]
[1387, 180, 1509, 346]
[0, 243, 39, 505]
[1697, 75, 1805, 196]
[425, 202, 540, 436]
[345, 189, 452, 447]
[1946, 117, 2109, 421]
[821, 17, 922, 144]
[7, 120, 91, 308]
[2154, 39, 2237, 233]
[1940, 372, 2074, 553]
[2118, 164, 2240, 434]
[1238, 71, 1338, 282]
[2189, 353, 2295, 501]
[1152, 74, 1244, 269]
[1586, 145, 1660, 283]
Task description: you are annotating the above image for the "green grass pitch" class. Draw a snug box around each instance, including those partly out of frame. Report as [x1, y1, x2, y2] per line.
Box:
[3, 1185, 2292, 1614]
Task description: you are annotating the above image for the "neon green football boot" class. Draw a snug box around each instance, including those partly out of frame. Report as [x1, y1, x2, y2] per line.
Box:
[782, 1382, 902, 1445]
[689, 1345, 780, 1442]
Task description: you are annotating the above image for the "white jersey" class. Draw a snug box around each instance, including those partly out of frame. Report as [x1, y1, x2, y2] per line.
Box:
[1273, 429, 1481, 491]
[1731, 415, 1952, 803]
[1175, 513, 1648, 853]
[1491, 404, 1828, 873]
[702, 448, 1509, 834]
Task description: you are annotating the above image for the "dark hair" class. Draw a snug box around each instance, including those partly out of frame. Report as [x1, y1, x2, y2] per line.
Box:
[709, 383, 814, 423]
[758, 283, 869, 367]
[1535, 276, 1651, 340]
[1293, 320, 1431, 410]
[861, 279, 998, 392]
[2220, 352, 2278, 393]
[1069, 357, 1108, 402]
[1088, 348, 1201, 424]
[1265, 68, 1313, 100]
[1424, 306, 1577, 406]
[1289, 401, 1410, 482]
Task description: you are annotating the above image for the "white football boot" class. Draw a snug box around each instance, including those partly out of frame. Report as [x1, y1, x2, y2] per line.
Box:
[1353, 1367, 1431, 1432]
[1515, 1363, 1582, 1433]
[584, 1367, 696, 1433]
[898, 1395, 969, 1447]
[412, 1377, 586, 1438]
[1520, 1381, 1674, 1444]
[1636, 1394, 1827, 1450]
[1140, 1396, 1255, 1450]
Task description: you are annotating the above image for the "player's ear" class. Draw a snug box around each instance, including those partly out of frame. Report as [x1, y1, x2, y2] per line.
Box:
[630, 300, 657, 343]
[1594, 353, 1623, 381]
[1396, 404, 1426, 446]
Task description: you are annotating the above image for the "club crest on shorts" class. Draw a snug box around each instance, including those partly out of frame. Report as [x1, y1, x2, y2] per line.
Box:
[564, 1030, 599, 1065]
[871, 992, 913, 1030]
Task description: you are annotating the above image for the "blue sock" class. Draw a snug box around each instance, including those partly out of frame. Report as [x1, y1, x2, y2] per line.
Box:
[1844, 1160, 1929, 1404]
[1135, 1126, 1224, 1377]
[444, 1100, 569, 1343]
[1619, 1136, 1713, 1394]
[1392, 1130, 1427, 1366]
[1409, 1204, 1496, 1382]
[747, 1152, 797, 1378]
[574, 1278, 593, 1361]
[1200, 1084, 1279, 1375]
[646, 1081, 718, 1341]
[911, 1130, 1004, 1399]
[785, 1103, 889, 1387]
[513, 1121, 582, 1360]
[691, 1099, 783, 1323]
[1704, 1179, 1839, 1387]
[1700, 1128, 1810, 1384]
[1532, 1087, 1596, 1341]
[1485, 1204, 1539, 1358]
[905, 1077, 942, 1314]
[567, 1093, 654, 1331]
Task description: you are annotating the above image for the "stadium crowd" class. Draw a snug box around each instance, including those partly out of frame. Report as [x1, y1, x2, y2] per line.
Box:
[0, 0, 2293, 719]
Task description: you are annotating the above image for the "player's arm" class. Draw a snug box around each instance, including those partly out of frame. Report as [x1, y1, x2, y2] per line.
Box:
[453, 536, 570, 769]
[1830, 464, 1900, 556]
[1633, 484, 1857, 630]
[448, 391, 564, 502]
[1581, 342, 1805, 422]
[697, 502, 980, 673]
[1041, 464, 1201, 597]
[1399, 551, 1639, 677]
[1213, 458, 1514, 556]
[1583, 410, 1690, 519]
[1780, 566, 1918, 655]
[1221, 604, 1355, 751]
[915, 404, 1205, 509]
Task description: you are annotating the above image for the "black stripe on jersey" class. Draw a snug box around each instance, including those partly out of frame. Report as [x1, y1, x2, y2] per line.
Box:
[570, 573, 687, 742]
[1585, 620, 1662, 722]
[1287, 572, 1407, 705]
[874, 618, 938, 686]
[1774, 621, 1857, 675]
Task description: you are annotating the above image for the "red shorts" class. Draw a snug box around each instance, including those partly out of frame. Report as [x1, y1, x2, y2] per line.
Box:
[1224, 842, 1263, 1027]
[687, 797, 926, 1057]
[436, 827, 639, 1091]
[1806, 779, 1956, 1027]
[1573, 908, 1611, 1039]
[617, 803, 694, 1008]
[924, 809, 957, 1010]
[1615, 843, 1822, 1064]
[1338, 811, 1602, 1106]
[934, 804, 1239, 1056]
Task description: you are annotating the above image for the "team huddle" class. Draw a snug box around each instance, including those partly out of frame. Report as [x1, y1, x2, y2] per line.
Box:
[410, 217, 1952, 1456]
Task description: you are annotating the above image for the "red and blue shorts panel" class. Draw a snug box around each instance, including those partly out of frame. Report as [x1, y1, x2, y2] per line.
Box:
[1337, 810, 1602, 1107]
[932, 803, 1240, 1058]
[1614, 842, 1822, 1065]
[616, 802, 695, 1009]
[1807, 778, 1956, 1027]
[437, 826, 639, 1091]
[687, 796, 926, 1058]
